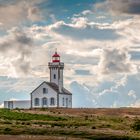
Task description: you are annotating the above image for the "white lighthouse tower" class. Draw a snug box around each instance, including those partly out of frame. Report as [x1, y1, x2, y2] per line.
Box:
[48, 51, 64, 92]
[29, 50, 72, 109]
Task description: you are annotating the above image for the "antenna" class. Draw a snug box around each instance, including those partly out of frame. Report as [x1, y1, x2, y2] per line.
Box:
[55, 48, 57, 53]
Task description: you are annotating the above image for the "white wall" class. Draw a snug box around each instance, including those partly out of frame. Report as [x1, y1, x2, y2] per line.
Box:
[49, 62, 64, 88]
[59, 94, 72, 108]
[31, 82, 58, 108]
[4, 100, 30, 109]
[13, 100, 30, 109]
[4, 101, 9, 109]
[51, 67, 59, 85]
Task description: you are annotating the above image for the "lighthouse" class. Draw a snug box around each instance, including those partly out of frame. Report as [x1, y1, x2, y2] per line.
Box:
[48, 51, 64, 93]
[30, 50, 72, 108]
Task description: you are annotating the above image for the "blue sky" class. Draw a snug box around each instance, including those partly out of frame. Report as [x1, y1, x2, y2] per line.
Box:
[0, 0, 140, 108]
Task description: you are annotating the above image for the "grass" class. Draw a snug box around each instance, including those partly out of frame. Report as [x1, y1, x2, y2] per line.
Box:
[0, 109, 66, 121]
[0, 108, 140, 139]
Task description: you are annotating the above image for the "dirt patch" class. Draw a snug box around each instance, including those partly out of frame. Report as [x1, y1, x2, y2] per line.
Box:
[0, 135, 83, 140]
[22, 108, 140, 117]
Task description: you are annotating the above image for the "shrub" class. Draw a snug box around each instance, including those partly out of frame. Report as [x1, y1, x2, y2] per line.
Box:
[91, 126, 96, 129]
[3, 121, 12, 124]
[4, 127, 12, 134]
[4, 127, 11, 132]
[26, 122, 30, 125]
[21, 122, 25, 125]
[84, 116, 88, 120]
[132, 119, 140, 131]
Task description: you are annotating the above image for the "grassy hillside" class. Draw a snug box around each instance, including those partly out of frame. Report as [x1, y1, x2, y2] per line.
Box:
[0, 108, 140, 139]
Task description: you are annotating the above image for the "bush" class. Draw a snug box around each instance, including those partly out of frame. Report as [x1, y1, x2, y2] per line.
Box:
[26, 122, 30, 125]
[3, 121, 12, 124]
[84, 116, 88, 120]
[91, 126, 96, 129]
[4, 127, 11, 132]
[4, 127, 12, 134]
[131, 119, 140, 131]
[21, 122, 25, 125]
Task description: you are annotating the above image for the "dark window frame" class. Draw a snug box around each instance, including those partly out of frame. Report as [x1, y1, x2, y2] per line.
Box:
[62, 98, 65, 106]
[66, 98, 68, 107]
[43, 88, 47, 94]
[42, 97, 47, 106]
[50, 97, 55, 105]
[34, 98, 40, 106]
[54, 74, 56, 79]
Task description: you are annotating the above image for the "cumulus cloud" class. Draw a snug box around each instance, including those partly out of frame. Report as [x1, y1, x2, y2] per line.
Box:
[128, 90, 136, 99]
[0, 27, 34, 77]
[98, 48, 137, 74]
[26, 15, 140, 86]
[22, 13, 140, 82]
[0, 0, 42, 27]
[95, 0, 140, 15]
[49, 19, 120, 41]
[27, 6, 42, 22]
[130, 99, 140, 107]
[70, 73, 140, 108]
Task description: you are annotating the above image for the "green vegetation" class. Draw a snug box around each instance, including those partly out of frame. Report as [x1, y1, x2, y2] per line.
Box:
[0, 108, 140, 139]
[0, 109, 66, 121]
[132, 119, 140, 131]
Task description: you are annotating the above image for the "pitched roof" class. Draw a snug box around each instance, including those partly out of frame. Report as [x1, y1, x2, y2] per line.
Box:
[30, 81, 72, 95]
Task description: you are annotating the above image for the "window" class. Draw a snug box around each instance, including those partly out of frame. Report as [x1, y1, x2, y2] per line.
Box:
[66, 98, 68, 107]
[43, 88, 47, 94]
[62, 98, 64, 106]
[50, 97, 55, 105]
[54, 74, 56, 79]
[42, 97, 47, 106]
[34, 98, 40, 106]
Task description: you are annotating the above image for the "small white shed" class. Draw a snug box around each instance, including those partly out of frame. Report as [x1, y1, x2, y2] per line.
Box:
[4, 100, 31, 109]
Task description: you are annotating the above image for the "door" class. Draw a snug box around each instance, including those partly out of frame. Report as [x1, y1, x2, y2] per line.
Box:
[42, 97, 48, 108]
[8, 101, 13, 109]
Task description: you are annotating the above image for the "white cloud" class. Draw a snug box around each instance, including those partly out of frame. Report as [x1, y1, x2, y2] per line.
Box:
[95, 0, 140, 16]
[27, 6, 42, 22]
[98, 48, 137, 75]
[0, 27, 34, 77]
[130, 100, 140, 108]
[128, 90, 136, 99]
[49, 20, 120, 41]
[0, 103, 4, 108]
[70, 73, 140, 107]
[82, 10, 92, 16]
[22, 15, 140, 88]
[0, 0, 43, 27]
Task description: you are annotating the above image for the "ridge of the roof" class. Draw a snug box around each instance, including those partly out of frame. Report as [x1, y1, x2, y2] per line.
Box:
[30, 81, 72, 95]
[30, 81, 46, 95]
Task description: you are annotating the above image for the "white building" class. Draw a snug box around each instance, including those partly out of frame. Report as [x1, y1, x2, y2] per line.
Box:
[30, 51, 72, 108]
[4, 51, 72, 109]
[4, 100, 30, 109]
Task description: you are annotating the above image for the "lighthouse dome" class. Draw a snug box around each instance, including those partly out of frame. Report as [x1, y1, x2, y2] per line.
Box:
[52, 51, 60, 62]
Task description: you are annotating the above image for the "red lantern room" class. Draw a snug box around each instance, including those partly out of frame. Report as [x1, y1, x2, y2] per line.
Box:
[52, 51, 60, 62]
